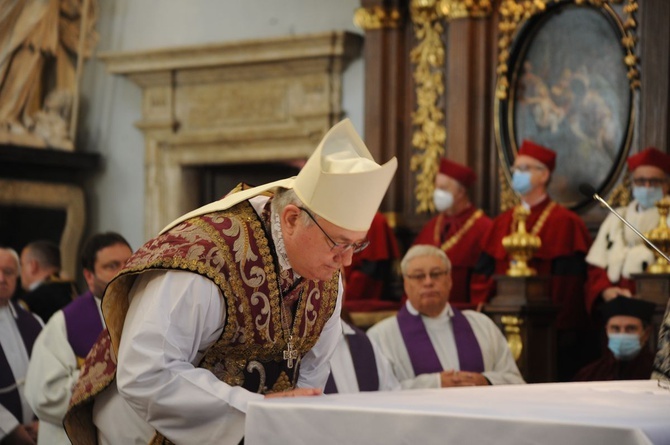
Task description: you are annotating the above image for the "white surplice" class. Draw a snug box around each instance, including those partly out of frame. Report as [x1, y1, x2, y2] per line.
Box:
[24, 297, 105, 445]
[367, 301, 525, 389]
[113, 195, 343, 445]
[328, 320, 401, 393]
[0, 303, 42, 440]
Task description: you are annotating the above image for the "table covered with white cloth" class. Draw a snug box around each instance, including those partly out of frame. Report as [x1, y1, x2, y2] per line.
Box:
[245, 380, 670, 445]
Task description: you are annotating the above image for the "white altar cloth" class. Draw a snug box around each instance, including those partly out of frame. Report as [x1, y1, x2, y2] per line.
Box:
[245, 380, 670, 444]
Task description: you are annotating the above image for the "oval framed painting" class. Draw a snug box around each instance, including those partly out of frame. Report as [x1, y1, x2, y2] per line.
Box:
[495, 1, 636, 211]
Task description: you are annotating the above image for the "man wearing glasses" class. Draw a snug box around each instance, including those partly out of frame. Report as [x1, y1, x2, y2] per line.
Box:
[64, 119, 397, 445]
[367, 245, 524, 389]
[470, 140, 594, 382]
[585, 147, 670, 314]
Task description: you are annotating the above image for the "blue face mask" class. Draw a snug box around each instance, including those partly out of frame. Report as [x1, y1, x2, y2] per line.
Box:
[607, 333, 642, 360]
[512, 171, 532, 195]
[633, 186, 664, 210]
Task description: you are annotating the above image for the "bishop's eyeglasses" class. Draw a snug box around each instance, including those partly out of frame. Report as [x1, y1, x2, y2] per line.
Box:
[299, 207, 370, 254]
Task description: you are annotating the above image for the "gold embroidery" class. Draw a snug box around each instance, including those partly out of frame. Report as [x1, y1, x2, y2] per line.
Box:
[103, 199, 338, 396]
[509, 202, 556, 236]
[270, 371, 293, 393]
[439, 210, 484, 252]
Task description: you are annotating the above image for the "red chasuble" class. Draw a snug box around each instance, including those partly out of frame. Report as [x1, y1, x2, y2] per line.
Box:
[413, 205, 493, 307]
[470, 197, 592, 331]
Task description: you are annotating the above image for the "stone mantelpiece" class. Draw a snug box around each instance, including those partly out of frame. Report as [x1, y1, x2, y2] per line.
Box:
[98, 31, 363, 237]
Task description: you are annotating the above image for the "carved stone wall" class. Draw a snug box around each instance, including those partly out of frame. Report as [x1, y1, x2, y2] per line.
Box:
[99, 31, 363, 237]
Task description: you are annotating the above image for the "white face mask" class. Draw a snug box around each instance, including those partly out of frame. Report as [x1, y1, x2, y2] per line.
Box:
[433, 189, 454, 212]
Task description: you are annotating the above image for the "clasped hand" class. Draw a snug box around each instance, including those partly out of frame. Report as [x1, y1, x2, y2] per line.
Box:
[440, 369, 489, 387]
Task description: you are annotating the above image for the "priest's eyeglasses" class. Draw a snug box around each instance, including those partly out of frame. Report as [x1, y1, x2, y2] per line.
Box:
[404, 270, 450, 282]
[299, 207, 370, 254]
[510, 164, 546, 174]
[632, 177, 666, 187]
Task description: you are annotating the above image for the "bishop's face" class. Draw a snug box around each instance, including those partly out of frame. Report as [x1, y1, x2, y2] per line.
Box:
[281, 204, 368, 282]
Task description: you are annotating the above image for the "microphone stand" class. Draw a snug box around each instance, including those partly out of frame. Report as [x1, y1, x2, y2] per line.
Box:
[587, 190, 670, 264]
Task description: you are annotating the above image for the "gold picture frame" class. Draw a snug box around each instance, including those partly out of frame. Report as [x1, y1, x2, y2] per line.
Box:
[494, 0, 639, 211]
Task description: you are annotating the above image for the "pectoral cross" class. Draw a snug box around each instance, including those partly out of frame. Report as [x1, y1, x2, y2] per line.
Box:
[283, 336, 298, 369]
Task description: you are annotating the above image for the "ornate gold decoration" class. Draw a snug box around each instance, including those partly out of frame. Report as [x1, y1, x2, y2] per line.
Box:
[621, 0, 641, 89]
[502, 205, 542, 276]
[495, 0, 640, 101]
[353, 6, 402, 30]
[409, 0, 492, 213]
[409, 0, 447, 213]
[408, 0, 493, 214]
[644, 196, 670, 274]
[439, 209, 484, 251]
[607, 173, 632, 208]
[438, 0, 493, 19]
[501, 315, 523, 361]
[499, 165, 520, 211]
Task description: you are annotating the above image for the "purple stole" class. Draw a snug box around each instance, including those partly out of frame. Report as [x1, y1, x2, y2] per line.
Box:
[0, 301, 42, 423]
[325, 322, 380, 393]
[396, 304, 484, 375]
[62, 291, 104, 360]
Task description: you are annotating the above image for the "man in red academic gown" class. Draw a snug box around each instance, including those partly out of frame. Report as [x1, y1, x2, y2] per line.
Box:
[470, 140, 594, 381]
[585, 147, 670, 316]
[413, 159, 492, 308]
[574, 296, 656, 381]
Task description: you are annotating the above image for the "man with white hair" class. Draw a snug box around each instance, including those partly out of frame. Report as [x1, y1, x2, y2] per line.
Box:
[367, 245, 524, 389]
[65, 119, 397, 445]
[0, 247, 43, 444]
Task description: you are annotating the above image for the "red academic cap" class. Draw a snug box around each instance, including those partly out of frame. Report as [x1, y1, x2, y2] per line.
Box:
[518, 140, 556, 172]
[627, 147, 670, 175]
[438, 158, 476, 187]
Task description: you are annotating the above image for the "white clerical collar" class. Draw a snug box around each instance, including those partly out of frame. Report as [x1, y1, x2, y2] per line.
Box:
[28, 279, 43, 291]
[521, 193, 547, 209]
[271, 210, 292, 272]
[248, 194, 298, 276]
[405, 300, 453, 319]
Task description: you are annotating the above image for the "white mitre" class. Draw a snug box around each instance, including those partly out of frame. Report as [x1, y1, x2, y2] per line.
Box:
[160, 119, 397, 234]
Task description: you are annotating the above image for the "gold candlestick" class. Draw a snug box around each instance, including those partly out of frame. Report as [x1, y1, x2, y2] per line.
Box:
[644, 196, 670, 274]
[502, 205, 542, 277]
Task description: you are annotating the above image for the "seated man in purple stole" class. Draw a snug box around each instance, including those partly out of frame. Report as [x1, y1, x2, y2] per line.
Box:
[324, 317, 400, 394]
[24, 233, 133, 445]
[0, 247, 43, 444]
[367, 245, 525, 389]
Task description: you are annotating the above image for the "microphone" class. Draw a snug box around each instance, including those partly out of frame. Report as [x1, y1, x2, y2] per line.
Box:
[579, 183, 670, 263]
